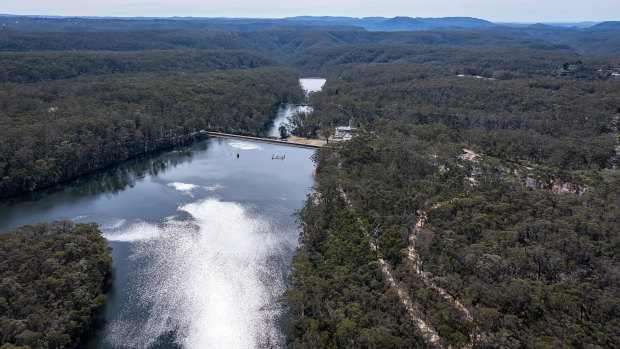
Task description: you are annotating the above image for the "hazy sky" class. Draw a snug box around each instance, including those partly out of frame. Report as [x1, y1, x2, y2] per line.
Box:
[4, 0, 619, 22]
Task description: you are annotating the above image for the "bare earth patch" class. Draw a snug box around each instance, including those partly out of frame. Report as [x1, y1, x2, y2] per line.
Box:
[284, 136, 327, 146]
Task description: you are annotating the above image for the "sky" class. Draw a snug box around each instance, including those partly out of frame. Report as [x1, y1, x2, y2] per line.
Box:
[3, 0, 619, 23]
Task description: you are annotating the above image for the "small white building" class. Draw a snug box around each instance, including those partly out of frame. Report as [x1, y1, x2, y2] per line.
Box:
[334, 119, 357, 141]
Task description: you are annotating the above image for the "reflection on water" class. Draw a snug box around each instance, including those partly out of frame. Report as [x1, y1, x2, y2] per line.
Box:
[0, 78, 323, 348]
[0, 142, 205, 212]
[0, 137, 316, 349]
[104, 198, 290, 348]
[69, 143, 208, 198]
[0, 143, 209, 233]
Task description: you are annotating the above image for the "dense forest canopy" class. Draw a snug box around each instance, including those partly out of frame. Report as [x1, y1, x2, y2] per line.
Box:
[286, 124, 619, 347]
[0, 50, 278, 83]
[0, 65, 304, 198]
[0, 17, 618, 347]
[285, 44, 620, 80]
[301, 62, 619, 172]
[0, 221, 112, 348]
[2, 26, 620, 57]
[262, 20, 616, 348]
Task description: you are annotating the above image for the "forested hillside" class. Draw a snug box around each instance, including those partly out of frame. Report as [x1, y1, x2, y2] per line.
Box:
[494, 27, 620, 56]
[283, 42, 619, 347]
[1, 16, 619, 56]
[0, 50, 278, 83]
[0, 29, 602, 57]
[0, 65, 303, 198]
[285, 44, 620, 81]
[0, 221, 112, 348]
[286, 125, 619, 347]
[298, 62, 619, 172]
[285, 44, 579, 76]
[0, 18, 618, 348]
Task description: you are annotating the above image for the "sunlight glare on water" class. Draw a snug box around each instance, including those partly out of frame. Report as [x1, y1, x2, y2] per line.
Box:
[103, 197, 288, 348]
[228, 142, 262, 150]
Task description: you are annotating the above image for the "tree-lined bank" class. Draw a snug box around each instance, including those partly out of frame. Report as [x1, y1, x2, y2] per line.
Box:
[0, 66, 304, 198]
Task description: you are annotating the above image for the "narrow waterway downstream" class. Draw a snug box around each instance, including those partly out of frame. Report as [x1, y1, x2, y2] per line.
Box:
[0, 78, 325, 348]
[267, 78, 326, 138]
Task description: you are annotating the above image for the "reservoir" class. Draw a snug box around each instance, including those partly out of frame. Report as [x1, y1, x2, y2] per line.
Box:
[0, 78, 326, 348]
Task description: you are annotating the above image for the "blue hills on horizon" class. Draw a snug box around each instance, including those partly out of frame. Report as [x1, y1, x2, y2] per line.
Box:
[0, 14, 611, 32]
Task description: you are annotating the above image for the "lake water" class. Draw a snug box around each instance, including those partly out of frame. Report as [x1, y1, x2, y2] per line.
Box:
[0, 78, 325, 348]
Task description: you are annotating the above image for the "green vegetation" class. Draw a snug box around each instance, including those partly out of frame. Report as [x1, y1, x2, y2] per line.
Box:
[0, 21, 619, 347]
[283, 43, 619, 347]
[286, 123, 619, 347]
[1, 27, 619, 198]
[302, 62, 619, 171]
[0, 221, 112, 348]
[0, 63, 303, 198]
[286, 44, 620, 81]
[4, 26, 620, 57]
[0, 50, 278, 83]
[0, 29, 563, 56]
[419, 168, 619, 347]
[285, 129, 462, 347]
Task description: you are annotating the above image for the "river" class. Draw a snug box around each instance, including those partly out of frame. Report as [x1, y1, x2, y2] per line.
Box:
[0, 78, 326, 348]
[267, 78, 326, 138]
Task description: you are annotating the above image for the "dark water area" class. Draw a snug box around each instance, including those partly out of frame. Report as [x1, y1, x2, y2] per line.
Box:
[0, 138, 316, 348]
[0, 77, 325, 348]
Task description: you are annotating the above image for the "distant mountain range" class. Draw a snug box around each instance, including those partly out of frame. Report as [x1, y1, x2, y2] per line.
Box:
[591, 21, 620, 29]
[0, 14, 607, 32]
[282, 16, 496, 31]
